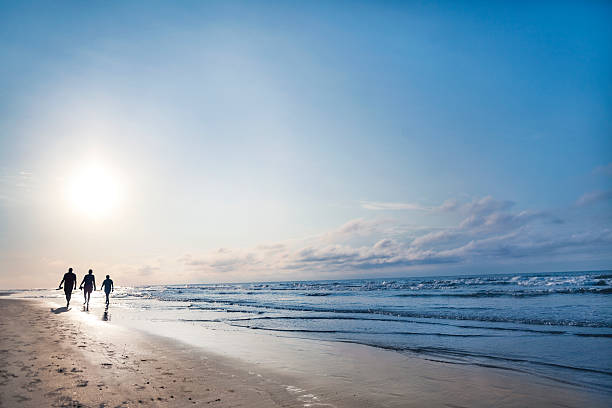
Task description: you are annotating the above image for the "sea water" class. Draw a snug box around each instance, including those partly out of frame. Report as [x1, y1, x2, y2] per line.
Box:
[14, 270, 612, 394]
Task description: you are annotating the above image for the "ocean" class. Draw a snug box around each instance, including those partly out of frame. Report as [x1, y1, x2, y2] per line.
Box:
[14, 270, 612, 394]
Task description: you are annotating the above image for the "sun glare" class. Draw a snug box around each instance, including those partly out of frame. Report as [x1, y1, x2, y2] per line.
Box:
[67, 164, 121, 218]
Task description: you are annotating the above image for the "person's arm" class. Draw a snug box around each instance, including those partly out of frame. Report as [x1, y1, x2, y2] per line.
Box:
[74, 276, 78, 290]
[79, 277, 84, 289]
[93, 277, 96, 291]
[111, 280, 114, 292]
[58, 276, 65, 289]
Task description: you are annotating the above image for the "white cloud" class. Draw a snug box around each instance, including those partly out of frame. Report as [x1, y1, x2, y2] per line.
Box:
[360, 196, 512, 215]
[576, 190, 612, 207]
[360, 201, 429, 211]
[459, 196, 514, 216]
[179, 195, 610, 279]
[324, 218, 390, 242]
[411, 230, 461, 247]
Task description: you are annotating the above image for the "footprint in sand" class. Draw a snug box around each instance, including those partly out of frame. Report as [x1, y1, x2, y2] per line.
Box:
[56, 395, 85, 407]
[13, 394, 31, 402]
[0, 370, 18, 379]
[23, 378, 42, 392]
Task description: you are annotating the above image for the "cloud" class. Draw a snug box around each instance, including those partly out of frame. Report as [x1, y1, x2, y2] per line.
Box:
[179, 195, 610, 279]
[0, 170, 37, 204]
[576, 190, 612, 207]
[414, 205, 555, 247]
[459, 209, 550, 230]
[255, 243, 287, 253]
[360, 196, 511, 215]
[411, 230, 461, 247]
[324, 218, 390, 241]
[181, 250, 262, 273]
[440, 229, 612, 260]
[334, 218, 381, 235]
[360, 201, 429, 211]
[459, 196, 514, 216]
[137, 264, 160, 276]
[437, 199, 460, 212]
[285, 240, 453, 271]
[593, 163, 612, 176]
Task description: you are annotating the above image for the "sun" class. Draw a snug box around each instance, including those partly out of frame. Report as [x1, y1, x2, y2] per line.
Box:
[67, 163, 121, 218]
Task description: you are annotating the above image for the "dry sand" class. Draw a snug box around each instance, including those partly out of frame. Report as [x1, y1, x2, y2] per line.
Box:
[0, 298, 607, 408]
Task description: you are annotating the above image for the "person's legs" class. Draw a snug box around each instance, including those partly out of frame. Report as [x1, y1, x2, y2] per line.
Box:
[65, 289, 72, 307]
[105, 291, 110, 304]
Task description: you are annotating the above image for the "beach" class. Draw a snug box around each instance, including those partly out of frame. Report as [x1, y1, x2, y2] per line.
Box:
[0, 298, 305, 407]
[0, 297, 608, 408]
[2, 0, 611, 406]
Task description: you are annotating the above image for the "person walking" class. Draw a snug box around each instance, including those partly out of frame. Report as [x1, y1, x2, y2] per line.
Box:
[58, 267, 77, 308]
[101, 275, 114, 305]
[79, 269, 96, 306]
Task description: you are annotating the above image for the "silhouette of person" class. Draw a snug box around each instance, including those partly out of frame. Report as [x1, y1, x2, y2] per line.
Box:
[80, 269, 96, 306]
[58, 267, 77, 308]
[101, 275, 114, 305]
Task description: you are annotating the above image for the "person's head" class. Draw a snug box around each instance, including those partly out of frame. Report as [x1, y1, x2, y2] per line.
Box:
[69, 267, 73, 272]
[106, 275, 110, 279]
[88, 269, 93, 274]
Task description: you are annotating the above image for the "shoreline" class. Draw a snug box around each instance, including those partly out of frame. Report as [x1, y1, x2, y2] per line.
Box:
[0, 298, 608, 407]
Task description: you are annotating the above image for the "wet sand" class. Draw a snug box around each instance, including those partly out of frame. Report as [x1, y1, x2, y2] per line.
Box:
[0, 298, 607, 407]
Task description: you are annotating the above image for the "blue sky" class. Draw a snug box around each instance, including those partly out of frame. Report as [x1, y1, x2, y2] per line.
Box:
[0, 1, 611, 288]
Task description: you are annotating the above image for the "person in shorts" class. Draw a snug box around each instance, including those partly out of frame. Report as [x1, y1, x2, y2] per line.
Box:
[101, 275, 114, 305]
[79, 269, 96, 306]
[58, 267, 77, 308]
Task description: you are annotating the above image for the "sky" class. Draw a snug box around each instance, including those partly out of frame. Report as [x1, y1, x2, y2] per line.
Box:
[0, 1, 611, 289]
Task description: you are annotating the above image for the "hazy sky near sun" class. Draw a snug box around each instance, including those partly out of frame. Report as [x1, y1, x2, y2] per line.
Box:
[1, 1, 611, 288]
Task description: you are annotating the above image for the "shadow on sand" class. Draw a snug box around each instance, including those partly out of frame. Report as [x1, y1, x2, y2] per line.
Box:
[51, 307, 70, 314]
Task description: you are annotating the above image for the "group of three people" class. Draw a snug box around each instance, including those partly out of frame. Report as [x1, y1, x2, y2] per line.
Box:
[58, 268, 114, 308]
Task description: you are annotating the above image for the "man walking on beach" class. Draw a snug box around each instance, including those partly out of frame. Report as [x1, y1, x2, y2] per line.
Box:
[101, 275, 114, 305]
[79, 269, 96, 306]
[58, 267, 77, 308]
